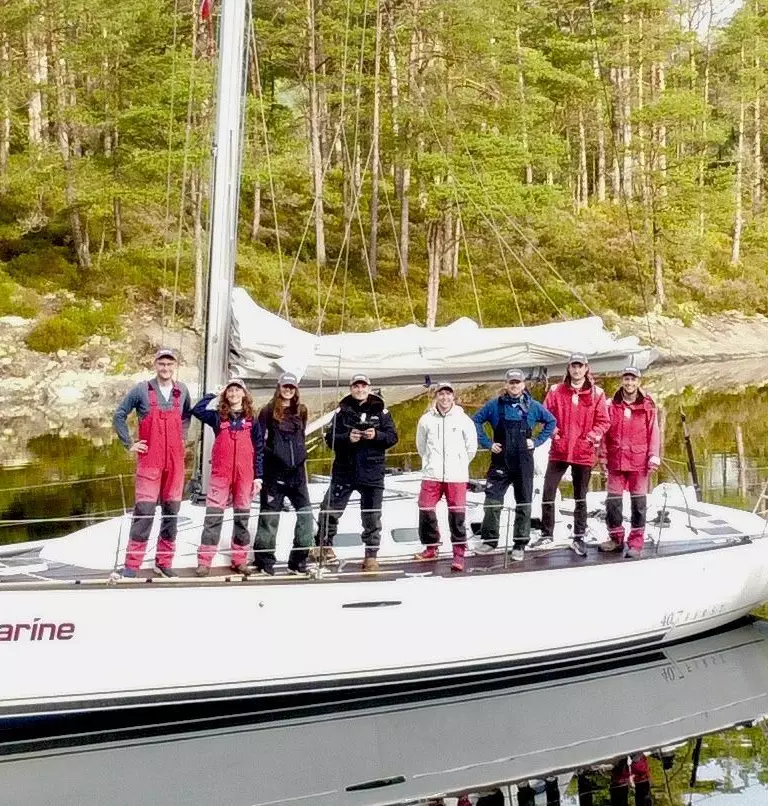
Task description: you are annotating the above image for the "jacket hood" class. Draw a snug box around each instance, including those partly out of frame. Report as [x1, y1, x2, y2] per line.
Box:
[561, 373, 595, 392]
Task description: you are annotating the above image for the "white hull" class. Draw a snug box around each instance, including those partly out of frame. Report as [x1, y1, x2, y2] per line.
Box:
[3, 621, 768, 805]
[1, 476, 767, 727]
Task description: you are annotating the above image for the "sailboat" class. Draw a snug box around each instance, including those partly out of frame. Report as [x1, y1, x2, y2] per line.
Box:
[0, 0, 767, 735]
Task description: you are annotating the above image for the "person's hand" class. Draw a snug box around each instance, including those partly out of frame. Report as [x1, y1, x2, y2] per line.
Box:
[648, 456, 661, 471]
[526, 439, 534, 450]
[362, 428, 376, 440]
[130, 440, 148, 454]
[350, 429, 362, 443]
[252, 479, 263, 498]
[491, 442, 502, 454]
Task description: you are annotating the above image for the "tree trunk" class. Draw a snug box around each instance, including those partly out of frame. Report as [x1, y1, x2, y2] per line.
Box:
[515, 5, 532, 185]
[578, 107, 588, 209]
[368, 0, 383, 278]
[593, 52, 606, 202]
[611, 66, 622, 203]
[307, 0, 326, 269]
[440, 208, 454, 276]
[621, 6, 633, 198]
[25, 11, 48, 148]
[0, 31, 10, 180]
[753, 51, 762, 214]
[51, 31, 90, 272]
[191, 168, 205, 332]
[426, 219, 442, 327]
[656, 60, 667, 199]
[731, 45, 745, 267]
[113, 197, 123, 249]
[251, 180, 261, 241]
[736, 424, 747, 499]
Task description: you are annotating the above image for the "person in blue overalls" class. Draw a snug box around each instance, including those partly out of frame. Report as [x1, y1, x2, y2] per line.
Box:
[472, 369, 556, 561]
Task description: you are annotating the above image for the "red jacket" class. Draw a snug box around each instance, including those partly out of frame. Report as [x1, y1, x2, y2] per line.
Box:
[603, 389, 661, 473]
[544, 379, 610, 466]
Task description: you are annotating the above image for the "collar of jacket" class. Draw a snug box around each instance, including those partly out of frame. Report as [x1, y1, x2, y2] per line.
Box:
[339, 392, 385, 413]
[429, 403, 464, 418]
[612, 388, 651, 407]
[500, 391, 530, 412]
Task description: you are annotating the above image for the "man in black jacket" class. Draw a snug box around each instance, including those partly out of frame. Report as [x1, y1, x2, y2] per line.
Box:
[315, 374, 398, 572]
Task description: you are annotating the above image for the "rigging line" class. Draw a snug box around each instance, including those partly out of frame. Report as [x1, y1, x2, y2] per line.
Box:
[492, 223, 525, 325]
[248, 17, 288, 319]
[388, 27, 565, 319]
[379, 160, 417, 324]
[455, 204, 484, 326]
[439, 90, 596, 319]
[586, 0, 654, 345]
[170, 0, 202, 325]
[317, 131, 376, 330]
[160, 0, 183, 338]
[349, 0, 371, 215]
[0, 475, 130, 494]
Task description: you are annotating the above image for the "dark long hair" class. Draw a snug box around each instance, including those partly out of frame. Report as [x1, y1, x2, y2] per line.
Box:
[269, 386, 307, 425]
[217, 387, 256, 420]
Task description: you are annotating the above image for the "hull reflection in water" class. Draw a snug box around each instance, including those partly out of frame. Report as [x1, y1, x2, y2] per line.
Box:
[3, 621, 768, 806]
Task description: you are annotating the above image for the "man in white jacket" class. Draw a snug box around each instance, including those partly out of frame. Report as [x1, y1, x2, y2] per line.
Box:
[414, 382, 478, 572]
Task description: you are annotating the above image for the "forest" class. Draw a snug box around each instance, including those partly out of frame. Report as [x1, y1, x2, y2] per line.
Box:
[2, 0, 768, 349]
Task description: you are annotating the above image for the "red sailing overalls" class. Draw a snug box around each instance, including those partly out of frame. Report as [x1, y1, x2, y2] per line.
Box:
[197, 416, 255, 568]
[124, 383, 185, 570]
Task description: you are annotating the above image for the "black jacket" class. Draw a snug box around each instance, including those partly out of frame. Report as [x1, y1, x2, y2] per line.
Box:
[325, 393, 398, 487]
[258, 405, 308, 486]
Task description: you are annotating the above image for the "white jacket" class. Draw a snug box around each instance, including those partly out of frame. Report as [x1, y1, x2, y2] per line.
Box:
[416, 404, 478, 483]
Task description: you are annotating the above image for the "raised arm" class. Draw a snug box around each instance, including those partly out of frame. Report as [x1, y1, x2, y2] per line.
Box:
[191, 393, 220, 431]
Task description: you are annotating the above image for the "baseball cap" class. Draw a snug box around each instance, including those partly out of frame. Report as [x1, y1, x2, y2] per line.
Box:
[278, 372, 299, 387]
[350, 373, 371, 386]
[153, 348, 177, 362]
[505, 369, 525, 382]
[568, 352, 588, 365]
[435, 380, 454, 392]
[224, 377, 248, 391]
[621, 366, 641, 378]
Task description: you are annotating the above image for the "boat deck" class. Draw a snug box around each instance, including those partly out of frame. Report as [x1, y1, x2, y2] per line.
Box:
[0, 533, 749, 588]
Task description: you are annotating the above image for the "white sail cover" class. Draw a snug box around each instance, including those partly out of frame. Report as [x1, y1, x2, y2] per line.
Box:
[230, 287, 654, 386]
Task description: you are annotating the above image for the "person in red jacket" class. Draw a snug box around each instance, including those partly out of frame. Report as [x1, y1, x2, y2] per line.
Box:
[192, 378, 264, 576]
[532, 353, 610, 556]
[599, 367, 660, 558]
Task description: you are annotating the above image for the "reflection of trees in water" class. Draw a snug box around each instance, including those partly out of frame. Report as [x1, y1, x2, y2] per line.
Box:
[0, 434, 134, 544]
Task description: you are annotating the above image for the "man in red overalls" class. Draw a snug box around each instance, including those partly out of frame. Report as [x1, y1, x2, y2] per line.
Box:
[113, 348, 192, 577]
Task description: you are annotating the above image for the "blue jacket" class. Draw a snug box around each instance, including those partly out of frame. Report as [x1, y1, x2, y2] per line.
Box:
[472, 391, 556, 450]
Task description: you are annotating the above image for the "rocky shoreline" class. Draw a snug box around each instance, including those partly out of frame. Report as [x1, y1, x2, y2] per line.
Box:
[0, 310, 766, 465]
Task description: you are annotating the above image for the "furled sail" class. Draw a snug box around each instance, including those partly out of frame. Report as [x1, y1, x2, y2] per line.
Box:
[229, 287, 654, 387]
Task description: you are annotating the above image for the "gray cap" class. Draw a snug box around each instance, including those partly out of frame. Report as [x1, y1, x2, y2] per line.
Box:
[621, 366, 641, 378]
[568, 352, 588, 365]
[278, 372, 299, 387]
[435, 380, 454, 392]
[224, 377, 248, 391]
[153, 347, 177, 362]
[350, 373, 371, 386]
[505, 369, 525, 382]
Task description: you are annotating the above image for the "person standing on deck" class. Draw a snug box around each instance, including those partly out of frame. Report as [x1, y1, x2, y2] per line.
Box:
[472, 369, 556, 562]
[531, 353, 610, 557]
[113, 348, 192, 578]
[315, 375, 399, 573]
[598, 367, 660, 559]
[252, 373, 314, 575]
[414, 382, 478, 572]
[192, 379, 264, 576]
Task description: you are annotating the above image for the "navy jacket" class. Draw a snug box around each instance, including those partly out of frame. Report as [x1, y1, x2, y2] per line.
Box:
[472, 391, 556, 450]
[192, 394, 264, 477]
[258, 405, 308, 486]
[325, 393, 398, 487]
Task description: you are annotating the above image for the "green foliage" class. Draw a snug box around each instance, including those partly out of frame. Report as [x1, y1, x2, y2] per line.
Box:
[25, 300, 124, 353]
[0, 269, 41, 318]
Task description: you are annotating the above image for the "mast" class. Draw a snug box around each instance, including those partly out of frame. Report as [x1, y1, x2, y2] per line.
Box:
[201, 0, 249, 489]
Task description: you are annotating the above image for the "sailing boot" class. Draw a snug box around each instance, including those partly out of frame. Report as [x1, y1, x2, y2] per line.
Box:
[599, 526, 625, 553]
[626, 528, 645, 559]
[362, 549, 380, 573]
[451, 543, 466, 573]
[414, 544, 439, 561]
